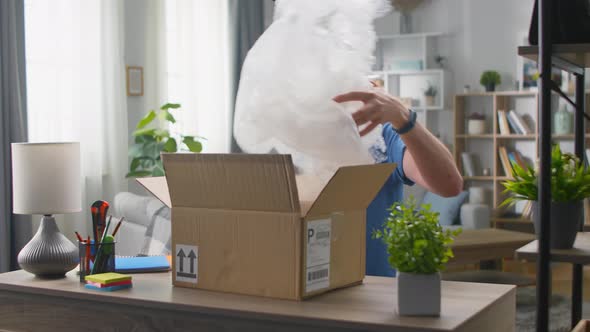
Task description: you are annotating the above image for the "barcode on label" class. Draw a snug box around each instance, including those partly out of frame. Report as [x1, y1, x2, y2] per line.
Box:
[308, 268, 329, 281]
[316, 231, 330, 240]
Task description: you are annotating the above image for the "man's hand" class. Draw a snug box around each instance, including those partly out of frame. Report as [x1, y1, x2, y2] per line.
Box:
[333, 90, 410, 136]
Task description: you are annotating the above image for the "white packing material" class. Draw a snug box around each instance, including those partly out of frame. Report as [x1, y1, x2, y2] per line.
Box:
[234, 0, 391, 191]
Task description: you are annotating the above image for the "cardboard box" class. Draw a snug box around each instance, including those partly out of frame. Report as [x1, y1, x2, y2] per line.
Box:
[138, 153, 394, 300]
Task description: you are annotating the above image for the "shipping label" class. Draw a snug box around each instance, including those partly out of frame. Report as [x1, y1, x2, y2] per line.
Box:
[305, 218, 331, 293]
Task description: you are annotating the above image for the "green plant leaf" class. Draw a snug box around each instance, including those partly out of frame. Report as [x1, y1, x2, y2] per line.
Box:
[160, 103, 181, 110]
[154, 129, 170, 138]
[163, 138, 177, 152]
[133, 128, 156, 137]
[136, 110, 156, 129]
[161, 110, 176, 124]
[128, 144, 143, 158]
[183, 136, 203, 152]
[125, 170, 153, 178]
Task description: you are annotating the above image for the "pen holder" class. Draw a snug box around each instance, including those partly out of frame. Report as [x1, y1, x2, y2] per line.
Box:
[78, 241, 116, 282]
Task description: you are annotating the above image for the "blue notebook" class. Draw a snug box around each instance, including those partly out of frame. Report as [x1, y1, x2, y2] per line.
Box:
[115, 255, 170, 273]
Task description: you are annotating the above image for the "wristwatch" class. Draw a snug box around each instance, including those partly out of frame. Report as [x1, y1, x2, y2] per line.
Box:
[395, 109, 417, 135]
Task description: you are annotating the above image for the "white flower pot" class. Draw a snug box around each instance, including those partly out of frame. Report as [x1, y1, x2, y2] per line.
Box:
[467, 119, 486, 135]
[397, 272, 441, 316]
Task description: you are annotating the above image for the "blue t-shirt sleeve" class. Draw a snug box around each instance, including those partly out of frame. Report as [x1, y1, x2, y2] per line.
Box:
[382, 123, 414, 186]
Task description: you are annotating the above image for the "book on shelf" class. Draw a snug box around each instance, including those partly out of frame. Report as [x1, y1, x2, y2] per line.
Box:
[508, 150, 528, 169]
[461, 152, 475, 177]
[506, 111, 523, 134]
[508, 110, 532, 135]
[498, 146, 513, 177]
[497, 110, 511, 135]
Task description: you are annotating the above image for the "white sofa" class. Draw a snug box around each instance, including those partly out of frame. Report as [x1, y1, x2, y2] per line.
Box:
[112, 192, 171, 257]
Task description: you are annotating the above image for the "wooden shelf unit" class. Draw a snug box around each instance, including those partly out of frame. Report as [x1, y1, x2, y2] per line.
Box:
[454, 90, 590, 229]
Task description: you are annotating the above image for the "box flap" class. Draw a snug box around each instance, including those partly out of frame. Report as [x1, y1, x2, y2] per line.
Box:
[162, 153, 300, 212]
[136, 176, 171, 208]
[305, 163, 396, 218]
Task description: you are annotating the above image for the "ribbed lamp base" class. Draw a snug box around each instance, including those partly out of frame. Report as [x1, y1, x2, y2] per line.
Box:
[17, 215, 79, 278]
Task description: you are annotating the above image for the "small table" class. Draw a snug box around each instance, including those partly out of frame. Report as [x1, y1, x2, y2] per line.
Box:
[450, 228, 535, 266]
[0, 270, 516, 331]
[445, 229, 536, 286]
[516, 232, 590, 328]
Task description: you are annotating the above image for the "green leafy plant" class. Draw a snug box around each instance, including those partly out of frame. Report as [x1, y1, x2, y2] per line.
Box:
[424, 82, 438, 97]
[501, 145, 590, 206]
[126, 103, 203, 178]
[480, 70, 501, 86]
[423, 82, 437, 97]
[372, 197, 461, 274]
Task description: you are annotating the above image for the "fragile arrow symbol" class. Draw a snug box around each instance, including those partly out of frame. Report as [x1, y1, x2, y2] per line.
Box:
[177, 248, 186, 272]
[188, 250, 197, 274]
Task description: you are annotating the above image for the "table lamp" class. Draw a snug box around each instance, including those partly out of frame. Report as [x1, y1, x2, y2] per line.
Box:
[11, 142, 81, 277]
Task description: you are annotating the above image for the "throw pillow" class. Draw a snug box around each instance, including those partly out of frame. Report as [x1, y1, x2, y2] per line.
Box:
[422, 191, 469, 226]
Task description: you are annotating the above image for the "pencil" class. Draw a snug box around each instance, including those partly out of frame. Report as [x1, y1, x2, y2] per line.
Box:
[75, 231, 83, 242]
[111, 217, 125, 237]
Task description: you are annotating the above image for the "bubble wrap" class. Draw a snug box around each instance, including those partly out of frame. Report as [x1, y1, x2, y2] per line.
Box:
[234, 0, 391, 186]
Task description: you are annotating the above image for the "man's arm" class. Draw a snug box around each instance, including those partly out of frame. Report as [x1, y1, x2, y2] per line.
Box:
[333, 90, 463, 197]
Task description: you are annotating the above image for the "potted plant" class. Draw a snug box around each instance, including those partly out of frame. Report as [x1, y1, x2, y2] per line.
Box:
[501, 145, 590, 249]
[467, 112, 486, 135]
[127, 103, 204, 177]
[480, 70, 501, 92]
[423, 82, 437, 107]
[373, 198, 461, 316]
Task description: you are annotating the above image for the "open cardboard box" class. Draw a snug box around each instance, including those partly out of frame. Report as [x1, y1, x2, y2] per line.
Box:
[138, 153, 394, 300]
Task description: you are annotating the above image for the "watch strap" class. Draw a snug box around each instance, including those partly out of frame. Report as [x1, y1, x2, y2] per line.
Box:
[395, 109, 417, 135]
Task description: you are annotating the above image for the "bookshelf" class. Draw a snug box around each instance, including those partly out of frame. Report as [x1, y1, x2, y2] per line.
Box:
[454, 90, 590, 230]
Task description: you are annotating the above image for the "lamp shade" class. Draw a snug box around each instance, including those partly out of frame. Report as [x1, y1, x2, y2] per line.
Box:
[11, 142, 81, 215]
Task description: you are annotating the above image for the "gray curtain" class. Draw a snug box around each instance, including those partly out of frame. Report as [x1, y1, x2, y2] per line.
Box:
[229, 0, 269, 152]
[0, 0, 32, 272]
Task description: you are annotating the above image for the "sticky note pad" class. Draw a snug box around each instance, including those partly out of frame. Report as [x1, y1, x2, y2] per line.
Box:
[85, 283, 132, 292]
[85, 272, 132, 284]
[86, 280, 132, 288]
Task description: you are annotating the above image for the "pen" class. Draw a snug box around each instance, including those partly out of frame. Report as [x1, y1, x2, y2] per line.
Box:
[111, 217, 125, 237]
[86, 236, 90, 273]
[75, 231, 83, 242]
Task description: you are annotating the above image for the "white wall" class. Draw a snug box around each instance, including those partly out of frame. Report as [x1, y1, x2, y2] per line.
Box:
[376, 0, 535, 92]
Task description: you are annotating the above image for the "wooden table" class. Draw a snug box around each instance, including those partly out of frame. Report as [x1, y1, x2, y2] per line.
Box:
[450, 228, 535, 265]
[0, 270, 516, 332]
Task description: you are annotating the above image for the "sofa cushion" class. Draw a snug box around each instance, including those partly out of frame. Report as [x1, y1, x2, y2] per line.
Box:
[423, 191, 469, 226]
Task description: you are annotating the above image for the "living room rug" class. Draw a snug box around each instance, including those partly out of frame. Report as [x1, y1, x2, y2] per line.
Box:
[516, 286, 590, 332]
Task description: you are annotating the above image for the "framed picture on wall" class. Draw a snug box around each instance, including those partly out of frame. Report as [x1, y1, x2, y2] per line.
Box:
[126, 66, 144, 96]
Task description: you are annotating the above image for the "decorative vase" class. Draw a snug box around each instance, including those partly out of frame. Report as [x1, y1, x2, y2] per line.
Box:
[532, 201, 583, 249]
[467, 119, 486, 135]
[554, 107, 573, 135]
[397, 272, 441, 316]
[425, 95, 435, 107]
[485, 83, 496, 92]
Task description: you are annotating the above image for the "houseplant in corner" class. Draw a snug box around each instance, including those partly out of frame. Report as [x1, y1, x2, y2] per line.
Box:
[501, 145, 590, 248]
[480, 70, 501, 92]
[127, 103, 204, 177]
[423, 82, 437, 107]
[373, 197, 461, 316]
